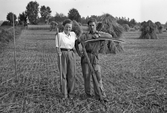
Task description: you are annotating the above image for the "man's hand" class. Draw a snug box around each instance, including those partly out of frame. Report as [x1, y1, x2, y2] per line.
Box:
[75, 39, 84, 57]
[78, 51, 84, 57]
[92, 33, 101, 39]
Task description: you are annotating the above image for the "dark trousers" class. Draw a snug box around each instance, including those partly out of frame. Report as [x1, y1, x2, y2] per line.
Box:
[58, 51, 76, 98]
[81, 54, 106, 98]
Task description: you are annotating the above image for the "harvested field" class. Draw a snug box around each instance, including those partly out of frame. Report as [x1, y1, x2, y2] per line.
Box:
[0, 29, 167, 113]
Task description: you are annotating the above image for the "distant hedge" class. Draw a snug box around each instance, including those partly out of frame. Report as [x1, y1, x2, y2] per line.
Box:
[0, 27, 22, 47]
[1, 21, 11, 26]
[27, 25, 50, 30]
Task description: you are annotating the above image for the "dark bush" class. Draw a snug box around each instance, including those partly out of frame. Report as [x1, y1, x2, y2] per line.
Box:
[1, 21, 11, 26]
[0, 27, 22, 44]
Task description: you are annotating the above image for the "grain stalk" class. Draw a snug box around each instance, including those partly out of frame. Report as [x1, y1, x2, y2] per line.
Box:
[55, 28, 62, 92]
[0, 14, 18, 87]
[13, 13, 17, 78]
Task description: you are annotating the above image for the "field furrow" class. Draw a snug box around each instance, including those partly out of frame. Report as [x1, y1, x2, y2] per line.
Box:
[0, 30, 167, 112]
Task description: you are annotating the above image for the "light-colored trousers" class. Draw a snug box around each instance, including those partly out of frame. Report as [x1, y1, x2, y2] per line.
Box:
[58, 51, 76, 98]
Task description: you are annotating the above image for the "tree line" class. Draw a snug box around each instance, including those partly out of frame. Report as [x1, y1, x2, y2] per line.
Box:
[2, 1, 136, 25]
[2, 1, 81, 26]
[1, 0, 166, 31]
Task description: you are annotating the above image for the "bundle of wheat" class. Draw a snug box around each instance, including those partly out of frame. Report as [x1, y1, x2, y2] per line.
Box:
[57, 22, 64, 32]
[122, 24, 130, 32]
[0, 27, 22, 44]
[71, 16, 124, 54]
[50, 21, 58, 31]
[100, 14, 124, 38]
[98, 14, 124, 54]
[0, 29, 13, 43]
[155, 22, 163, 34]
[72, 20, 83, 38]
[0, 21, 3, 26]
[139, 20, 158, 39]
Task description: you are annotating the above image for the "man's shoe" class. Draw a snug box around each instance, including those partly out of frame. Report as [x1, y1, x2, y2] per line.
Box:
[68, 94, 74, 100]
[96, 96, 109, 103]
[86, 94, 93, 98]
[102, 97, 109, 103]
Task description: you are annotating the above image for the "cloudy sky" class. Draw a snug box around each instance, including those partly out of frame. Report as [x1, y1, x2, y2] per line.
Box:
[0, 0, 167, 24]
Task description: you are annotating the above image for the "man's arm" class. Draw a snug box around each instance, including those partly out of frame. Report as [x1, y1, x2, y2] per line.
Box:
[75, 34, 87, 57]
[75, 39, 83, 57]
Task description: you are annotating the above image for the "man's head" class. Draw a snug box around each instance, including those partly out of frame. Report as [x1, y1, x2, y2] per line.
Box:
[87, 19, 97, 33]
[63, 19, 72, 35]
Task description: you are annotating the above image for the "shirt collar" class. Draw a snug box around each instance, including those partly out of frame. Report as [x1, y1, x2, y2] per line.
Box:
[89, 30, 99, 34]
[63, 31, 71, 36]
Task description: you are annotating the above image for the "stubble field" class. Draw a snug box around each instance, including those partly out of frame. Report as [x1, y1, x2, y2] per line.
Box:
[0, 29, 167, 113]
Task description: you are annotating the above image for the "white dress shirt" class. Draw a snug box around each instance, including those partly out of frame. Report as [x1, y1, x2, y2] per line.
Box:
[55, 31, 77, 49]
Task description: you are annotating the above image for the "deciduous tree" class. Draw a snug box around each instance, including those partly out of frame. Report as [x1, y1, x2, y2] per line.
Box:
[26, 1, 39, 24]
[68, 8, 81, 22]
[54, 12, 67, 23]
[6, 12, 17, 25]
[18, 12, 27, 25]
[40, 5, 51, 23]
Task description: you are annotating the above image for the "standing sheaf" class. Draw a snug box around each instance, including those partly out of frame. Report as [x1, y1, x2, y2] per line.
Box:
[139, 20, 158, 39]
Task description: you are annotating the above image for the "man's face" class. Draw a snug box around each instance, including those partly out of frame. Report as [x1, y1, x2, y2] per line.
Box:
[88, 22, 96, 33]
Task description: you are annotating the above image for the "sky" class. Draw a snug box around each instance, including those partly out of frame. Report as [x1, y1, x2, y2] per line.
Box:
[0, 0, 167, 24]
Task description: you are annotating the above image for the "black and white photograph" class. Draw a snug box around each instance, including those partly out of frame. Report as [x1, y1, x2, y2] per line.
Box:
[0, 0, 167, 112]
